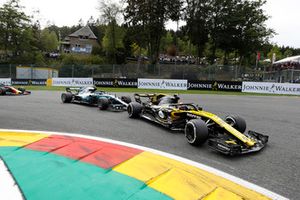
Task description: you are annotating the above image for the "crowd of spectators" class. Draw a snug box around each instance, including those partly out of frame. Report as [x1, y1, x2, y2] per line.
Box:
[271, 62, 300, 71]
[158, 54, 197, 65]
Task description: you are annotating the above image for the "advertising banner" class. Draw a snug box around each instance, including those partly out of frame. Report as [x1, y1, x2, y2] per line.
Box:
[242, 82, 300, 95]
[0, 78, 11, 85]
[138, 79, 188, 90]
[188, 80, 242, 91]
[52, 78, 93, 87]
[93, 78, 137, 88]
[11, 79, 47, 86]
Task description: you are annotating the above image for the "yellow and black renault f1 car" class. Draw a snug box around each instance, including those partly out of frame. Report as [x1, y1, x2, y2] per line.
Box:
[0, 84, 31, 95]
[127, 93, 268, 155]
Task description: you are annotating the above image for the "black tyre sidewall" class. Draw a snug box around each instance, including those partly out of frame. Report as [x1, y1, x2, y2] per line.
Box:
[61, 93, 73, 103]
[185, 119, 208, 146]
[225, 115, 246, 133]
[128, 102, 142, 118]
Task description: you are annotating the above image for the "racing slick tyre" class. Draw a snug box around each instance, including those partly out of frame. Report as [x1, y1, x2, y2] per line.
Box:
[121, 96, 132, 104]
[98, 98, 109, 110]
[225, 115, 246, 133]
[61, 93, 73, 103]
[0, 88, 6, 95]
[185, 119, 209, 146]
[127, 102, 142, 118]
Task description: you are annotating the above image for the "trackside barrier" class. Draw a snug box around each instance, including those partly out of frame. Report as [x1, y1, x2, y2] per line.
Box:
[242, 82, 300, 95]
[0, 78, 11, 85]
[188, 80, 242, 91]
[51, 78, 93, 87]
[93, 78, 137, 88]
[11, 79, 47, 86]
[8, 77, 300, 95]
[138, 78, 188, 90]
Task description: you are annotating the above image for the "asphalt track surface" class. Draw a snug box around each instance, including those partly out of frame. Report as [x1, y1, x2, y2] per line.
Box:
[0, 91, 299, 199]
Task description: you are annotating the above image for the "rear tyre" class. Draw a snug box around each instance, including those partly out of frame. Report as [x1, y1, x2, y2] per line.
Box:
[0, 88, 6, 95]
[225, 115, 246, 133]
[185, 119, 208, 146]
[121, 96, 132, 104]
[61, 93, 73, 103]
[127, 102, 143, 118]
[98, 98, 109, 110]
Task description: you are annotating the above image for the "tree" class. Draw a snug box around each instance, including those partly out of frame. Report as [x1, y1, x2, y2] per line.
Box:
[160, 32, 174, 53]
[124, 0, 183, 64]
[102, 24, 125, 62]
[98, 0, 123, 63]
[0, 0, 31, 59]
[267, 46, 283, 63]
[184, 0, 211, 62]
[41, 28, 59, 52]
[230, 0, 274, 66]
[283, 49, 293, 58]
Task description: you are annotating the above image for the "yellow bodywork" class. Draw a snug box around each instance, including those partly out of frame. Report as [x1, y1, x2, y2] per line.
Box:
[171, 109, 256, 147]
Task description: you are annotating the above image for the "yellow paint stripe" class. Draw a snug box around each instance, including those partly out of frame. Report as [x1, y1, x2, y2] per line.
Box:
[0, 131, 48, 147]
[114, 152, 271, 200]
[203, 187, 243, 200]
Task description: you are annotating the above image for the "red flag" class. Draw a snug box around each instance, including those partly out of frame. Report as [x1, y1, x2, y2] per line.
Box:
[257, 52, 261, 61]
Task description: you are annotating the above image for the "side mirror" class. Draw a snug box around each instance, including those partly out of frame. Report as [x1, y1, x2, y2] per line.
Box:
[196, 105, 203, 111]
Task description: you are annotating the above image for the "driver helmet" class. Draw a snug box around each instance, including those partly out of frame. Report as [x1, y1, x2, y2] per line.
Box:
[178, 104, 188, 110]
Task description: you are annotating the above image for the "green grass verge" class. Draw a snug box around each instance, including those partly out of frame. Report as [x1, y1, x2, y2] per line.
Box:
[17, 85, 299, 97]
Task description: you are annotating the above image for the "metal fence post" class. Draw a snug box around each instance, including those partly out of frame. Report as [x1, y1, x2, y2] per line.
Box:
[31, 64, 33, 79]
[291, 67, 294, 82]
[72, 65, 74, 77]
[9, 64, 12, 78]
[158, 64, 161, 77]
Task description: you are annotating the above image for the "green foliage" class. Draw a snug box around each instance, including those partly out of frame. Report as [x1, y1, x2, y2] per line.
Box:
[177, 37, 197, 56]
[98, 1, 124, 63]
[102, 24, 125, 54]
[160, 32, 174, 53]
[61, 54, 104, 65]
[267, 46, 283, 62]
[283, 49, 293, 58]
[41, 28, 59, 52]
[184, 0, 273, 65]
[0, 0, 31, 60]
[35, 52, 46, 66]
[124, 0, 183, 64]
[184, 0, 210, 60]
[130, 42, 147, 57]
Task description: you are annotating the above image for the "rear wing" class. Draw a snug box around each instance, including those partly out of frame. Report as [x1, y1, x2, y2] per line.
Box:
[66, 87, 81, 94]
[133, 93, 168, 104]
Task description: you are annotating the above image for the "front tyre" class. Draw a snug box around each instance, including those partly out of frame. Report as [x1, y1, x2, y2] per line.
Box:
[225, 115, 246, 133]
[61, 93, 73, 103]
[127, 102, 143, 118]
[185, 119, 208, 146]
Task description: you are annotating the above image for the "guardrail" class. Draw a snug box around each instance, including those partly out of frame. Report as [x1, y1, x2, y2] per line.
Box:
[1, 78, 299, 95]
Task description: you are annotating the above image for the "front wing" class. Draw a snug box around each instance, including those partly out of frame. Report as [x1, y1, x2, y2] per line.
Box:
[207, 131, 269, 155]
